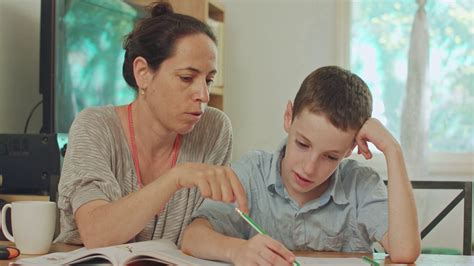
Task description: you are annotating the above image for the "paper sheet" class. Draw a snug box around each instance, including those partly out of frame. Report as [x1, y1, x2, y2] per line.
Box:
[296, 256, 369, 266]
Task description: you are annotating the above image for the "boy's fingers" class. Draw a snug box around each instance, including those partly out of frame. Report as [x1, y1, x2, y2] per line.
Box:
[265, 238, 295, 263]
[358, 140, 368, 152]
[360, 148, 371, 160]
[356, 138, 370, 158]
[358, 141, 372, 160]
[259, 248, 291, 266]
[255, 254, 272, 266]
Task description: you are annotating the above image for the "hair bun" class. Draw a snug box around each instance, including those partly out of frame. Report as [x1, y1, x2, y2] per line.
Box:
[150, 1, 174, 17]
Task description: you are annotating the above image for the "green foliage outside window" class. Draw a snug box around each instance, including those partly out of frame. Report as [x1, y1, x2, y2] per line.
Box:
[351, 0, 473, 152]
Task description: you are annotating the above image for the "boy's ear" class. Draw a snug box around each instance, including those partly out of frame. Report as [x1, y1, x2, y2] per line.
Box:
[133, 56, 152, 90]
[345, 142, 357, 158]
[283, 100, 293, 133]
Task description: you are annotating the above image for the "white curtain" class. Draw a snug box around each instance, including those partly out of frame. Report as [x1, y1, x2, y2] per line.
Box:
[400, 0, 430, 180]
[400, 0, 430, 232]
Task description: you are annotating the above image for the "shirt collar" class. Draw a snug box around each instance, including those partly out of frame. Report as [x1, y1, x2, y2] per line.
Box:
[323, 167, 349, 206]
[266, 138, 349, 206]
[266, 139, 287, 197]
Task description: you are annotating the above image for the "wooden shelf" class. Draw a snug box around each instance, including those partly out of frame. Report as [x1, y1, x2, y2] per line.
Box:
[0, 194, 49, 202]
[211, 86, 223, 96]
[208, 0, 224, 21]
[209, 94, 223, 110]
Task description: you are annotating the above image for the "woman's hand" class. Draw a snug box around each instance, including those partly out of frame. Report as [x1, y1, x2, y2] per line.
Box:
[169, 163, 249, 213]
[230, 234, 295, 266]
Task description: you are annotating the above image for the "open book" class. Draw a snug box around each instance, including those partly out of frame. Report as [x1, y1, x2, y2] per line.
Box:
[13, 239, 229, 265]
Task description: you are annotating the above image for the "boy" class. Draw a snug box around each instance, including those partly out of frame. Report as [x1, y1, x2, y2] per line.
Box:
[182, 66, 421, 265]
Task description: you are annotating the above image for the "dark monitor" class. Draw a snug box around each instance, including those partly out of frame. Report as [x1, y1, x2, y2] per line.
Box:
[39, 0, 138, 134]
[0, 134, 60, 198]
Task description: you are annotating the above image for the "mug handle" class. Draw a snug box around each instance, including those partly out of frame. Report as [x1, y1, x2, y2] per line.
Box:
[1, 204, 15, 242]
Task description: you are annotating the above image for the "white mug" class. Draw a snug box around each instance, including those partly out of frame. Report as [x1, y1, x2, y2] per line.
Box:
[1, 201, 56, 254]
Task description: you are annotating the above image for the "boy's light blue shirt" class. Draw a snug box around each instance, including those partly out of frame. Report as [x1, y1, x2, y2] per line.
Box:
[192, 140, 388, 252]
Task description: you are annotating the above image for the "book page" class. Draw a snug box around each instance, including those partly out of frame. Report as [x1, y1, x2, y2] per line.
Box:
[14, 240, 179, 265]
[12, 248, 119, 265]
[125, 249, 231, 266]
[296, 256, 368, 266]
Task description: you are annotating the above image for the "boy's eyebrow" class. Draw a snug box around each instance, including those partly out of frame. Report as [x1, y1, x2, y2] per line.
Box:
[295, 131, 311, 143]
[325, 149, 343, 155]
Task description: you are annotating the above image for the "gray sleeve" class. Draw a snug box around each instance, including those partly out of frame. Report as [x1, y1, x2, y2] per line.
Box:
[57, 109, 123, 220]
[192, 200, 250, 239]
[354, 167, 388, 242]
[203, 107, 233, 167]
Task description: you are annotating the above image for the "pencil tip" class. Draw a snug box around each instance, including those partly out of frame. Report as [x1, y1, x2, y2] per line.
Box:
[235, 207, 242, 215]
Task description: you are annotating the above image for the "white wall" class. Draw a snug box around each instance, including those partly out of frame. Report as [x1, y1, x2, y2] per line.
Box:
[222, 0, 339, 160]
[0, 0, 42, 133]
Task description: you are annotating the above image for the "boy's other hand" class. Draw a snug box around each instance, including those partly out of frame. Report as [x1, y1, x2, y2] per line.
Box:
[230, 234, 295, 266]
[355, 118, 400, 159]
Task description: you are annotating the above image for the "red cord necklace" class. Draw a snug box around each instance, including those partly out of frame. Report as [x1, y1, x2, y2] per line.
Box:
[127, 103, 181, 187]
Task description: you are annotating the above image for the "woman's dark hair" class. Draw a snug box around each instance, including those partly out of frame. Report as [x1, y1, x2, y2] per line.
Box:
[122, 1, 217, 90]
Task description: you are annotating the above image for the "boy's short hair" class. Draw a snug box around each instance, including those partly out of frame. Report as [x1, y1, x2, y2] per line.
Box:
[292, 66, 373, 131]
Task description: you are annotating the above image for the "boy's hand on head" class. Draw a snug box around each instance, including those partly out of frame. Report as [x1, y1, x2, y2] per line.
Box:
[170, 163, 249, 213]
[355, 118, 400, 159]
[230, 234, 295, 266]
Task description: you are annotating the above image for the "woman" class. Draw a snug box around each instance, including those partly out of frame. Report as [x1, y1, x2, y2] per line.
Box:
[55, 1, 247, 248]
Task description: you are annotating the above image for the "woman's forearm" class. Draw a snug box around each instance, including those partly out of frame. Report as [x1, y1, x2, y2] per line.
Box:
[75, 173, 177, 248]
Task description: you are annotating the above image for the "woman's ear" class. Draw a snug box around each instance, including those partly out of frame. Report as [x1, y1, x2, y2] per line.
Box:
[133, 56, 152, 90]
[283, 100, 293, 133]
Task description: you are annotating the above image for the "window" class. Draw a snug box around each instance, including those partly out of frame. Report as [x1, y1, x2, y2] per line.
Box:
[347, 0, 473, 175]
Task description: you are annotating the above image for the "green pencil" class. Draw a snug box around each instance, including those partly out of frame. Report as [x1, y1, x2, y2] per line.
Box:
[362, 255, 380, 266]
[235, 208, 301, 266]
